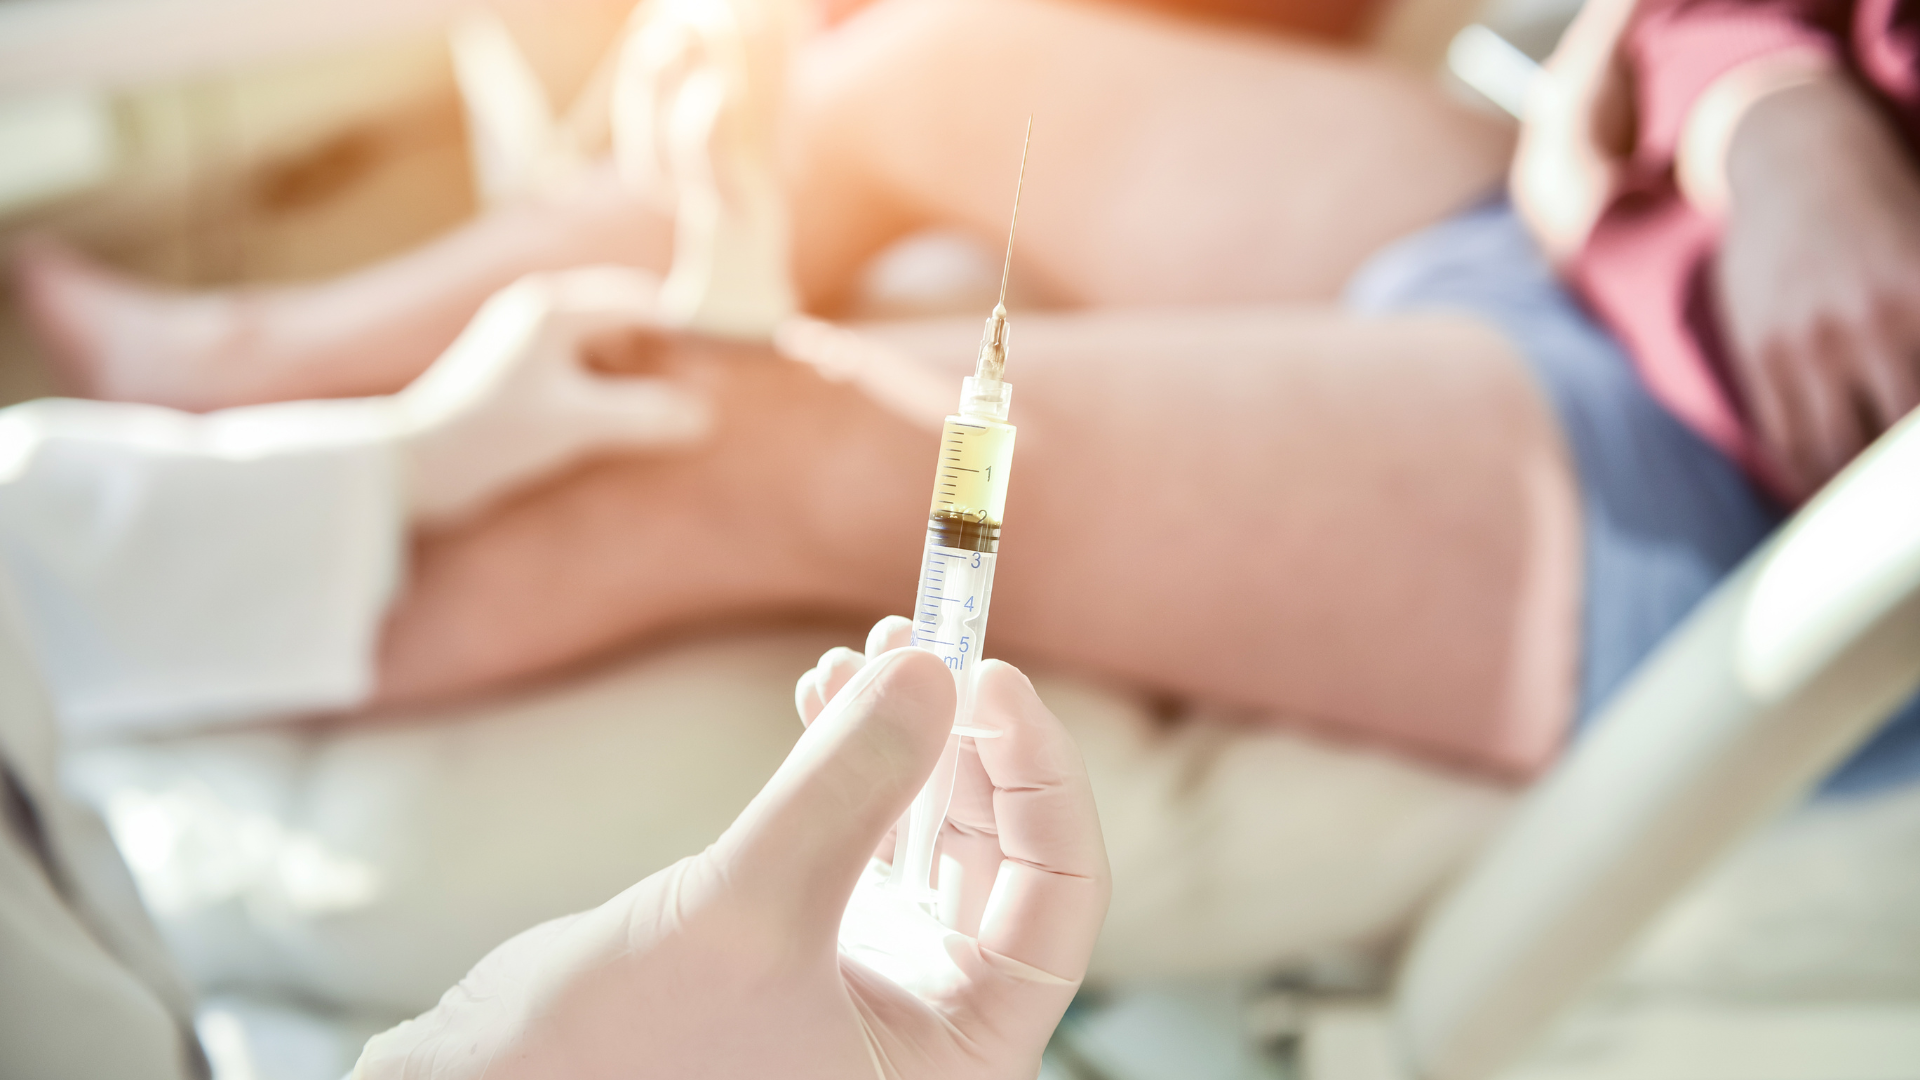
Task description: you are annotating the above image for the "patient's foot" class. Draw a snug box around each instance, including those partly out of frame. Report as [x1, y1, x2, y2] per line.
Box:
[13, 236, 270, 411]
[16, 163, 678, 412]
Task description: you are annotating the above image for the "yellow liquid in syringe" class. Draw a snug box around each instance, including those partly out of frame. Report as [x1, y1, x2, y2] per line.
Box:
[912, 415, 1015, 676]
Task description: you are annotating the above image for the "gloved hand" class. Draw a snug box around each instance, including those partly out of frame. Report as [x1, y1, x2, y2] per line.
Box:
[395, 265, 710, 526]
[354, 617, 1109, 1080]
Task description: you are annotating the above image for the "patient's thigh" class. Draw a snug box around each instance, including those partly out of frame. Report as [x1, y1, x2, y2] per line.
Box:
[793, 0, 1515, 309]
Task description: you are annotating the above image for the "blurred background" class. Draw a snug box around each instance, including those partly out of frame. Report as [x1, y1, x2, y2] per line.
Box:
[4, 2, 1918, 1079]
[0, 0, 644, 403]
[0, 0, 1578, 399]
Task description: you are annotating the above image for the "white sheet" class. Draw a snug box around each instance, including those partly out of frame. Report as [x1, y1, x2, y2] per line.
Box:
[66, 629, 1516, 1014]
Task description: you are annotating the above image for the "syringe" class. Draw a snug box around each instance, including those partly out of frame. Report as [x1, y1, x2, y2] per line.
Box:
[891, 122, 1030, 911]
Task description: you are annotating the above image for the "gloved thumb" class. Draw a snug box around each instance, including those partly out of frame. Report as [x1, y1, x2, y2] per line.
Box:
[709, 647, 955, 942]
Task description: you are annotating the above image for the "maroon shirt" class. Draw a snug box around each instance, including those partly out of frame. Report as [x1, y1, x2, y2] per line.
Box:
[1567, 0, 1920, 500]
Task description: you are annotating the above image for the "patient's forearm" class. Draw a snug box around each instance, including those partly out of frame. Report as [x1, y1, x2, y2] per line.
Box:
[375, 309, 1578, 777]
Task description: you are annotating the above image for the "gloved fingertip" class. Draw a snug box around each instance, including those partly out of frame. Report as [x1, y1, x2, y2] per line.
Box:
[814, 645, 955, 766]
[858, 644, 953, 711]
[865, 614, 915, 658]
[974, 658, 1042, 712]
[838, 648, 957, 783]
[795, 667, 823, 726]
[821, 645, 865, 670]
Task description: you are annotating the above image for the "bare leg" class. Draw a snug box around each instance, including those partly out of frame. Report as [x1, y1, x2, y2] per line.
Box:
[18, 0, 1508, 409]
[377, 309, 1579, 777]
[16, 165, 670, 410]
[790, 0, 1514, 311]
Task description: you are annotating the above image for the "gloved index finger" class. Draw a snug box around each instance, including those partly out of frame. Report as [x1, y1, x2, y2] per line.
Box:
[967, 660, 1110, 983]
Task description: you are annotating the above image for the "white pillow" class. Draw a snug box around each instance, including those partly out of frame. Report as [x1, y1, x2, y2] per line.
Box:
[66, 629, 1513, 1014]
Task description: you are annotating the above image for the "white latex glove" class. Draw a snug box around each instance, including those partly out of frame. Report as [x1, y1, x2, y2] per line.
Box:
[354, 618, 1109, 1080]
[395, 265, 710, 526]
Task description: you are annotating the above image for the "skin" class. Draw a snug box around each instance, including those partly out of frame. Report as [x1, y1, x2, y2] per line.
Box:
[786, 0, 1516, 311]
[18, 0, 1511, 407]
[379, 307, 1579, 777]
[28, 0, 1578, 776]
[14, 170, 672, 411]
[1715, 73, 1920, 499]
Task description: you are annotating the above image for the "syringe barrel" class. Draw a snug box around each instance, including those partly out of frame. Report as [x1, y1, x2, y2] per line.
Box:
[930, 408, 1016, 524]
[892, 404, 1016, 907]
[916, 407, 1016, 688]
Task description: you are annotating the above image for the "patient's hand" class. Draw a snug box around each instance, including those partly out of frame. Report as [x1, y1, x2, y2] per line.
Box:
[1716, 75, 1920, 499]
[395, 266, 711, 526]
[354, 618, 1108, 1080]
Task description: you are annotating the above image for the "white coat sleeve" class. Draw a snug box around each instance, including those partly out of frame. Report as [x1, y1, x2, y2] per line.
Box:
[0, 397, 407, 739]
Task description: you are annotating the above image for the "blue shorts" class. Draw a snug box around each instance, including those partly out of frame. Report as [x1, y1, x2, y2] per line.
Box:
[1343, 198, 1920, 797]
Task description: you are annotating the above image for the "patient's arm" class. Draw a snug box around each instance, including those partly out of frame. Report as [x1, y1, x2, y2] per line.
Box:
[18, 0, 1508, 412]
[376, 306, 1579, 777]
